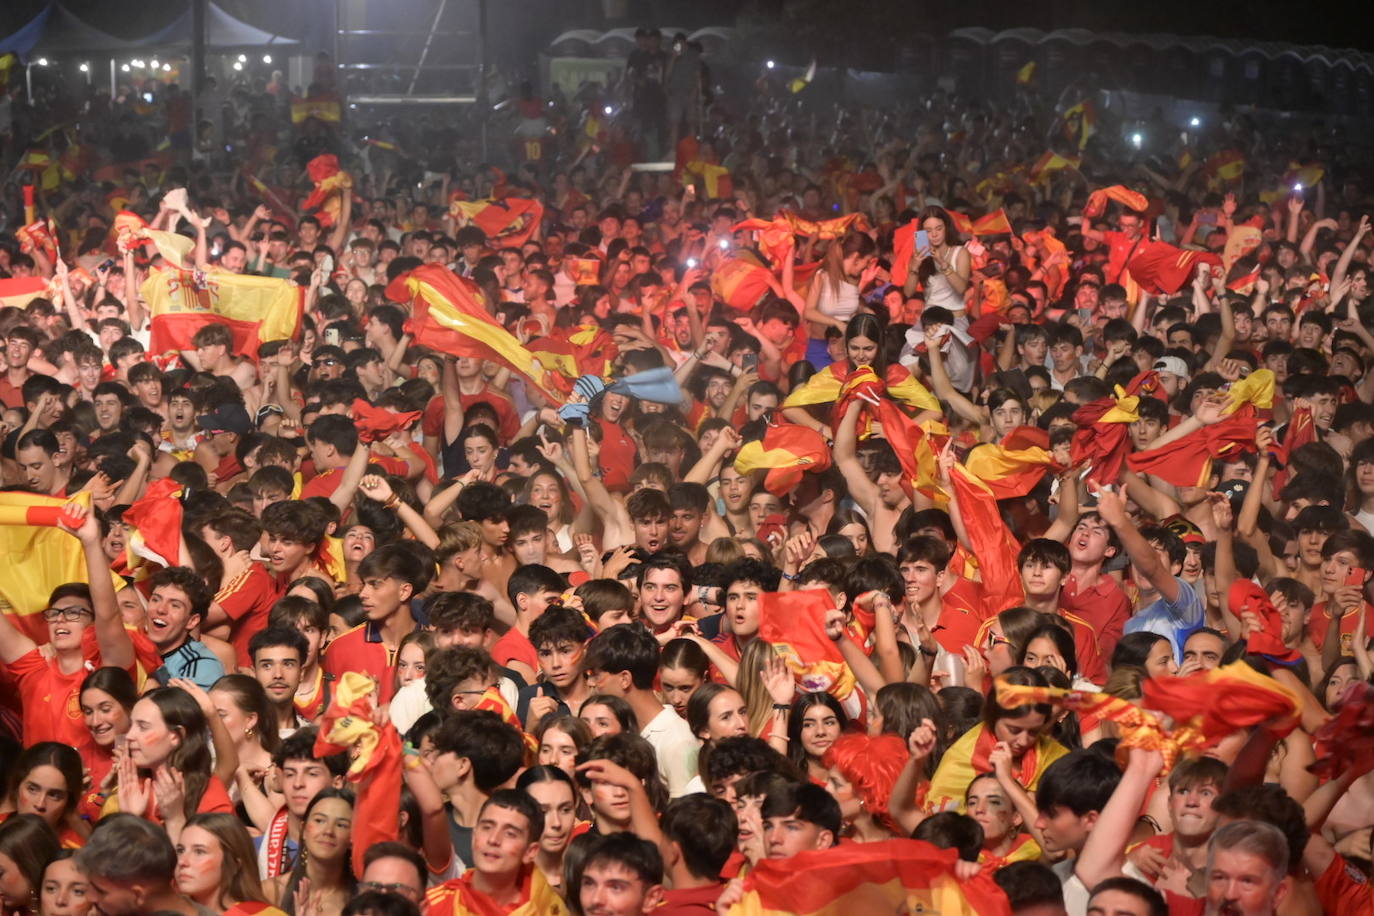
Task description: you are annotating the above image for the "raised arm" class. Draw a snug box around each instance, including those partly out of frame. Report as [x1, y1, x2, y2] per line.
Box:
[1329, 214, 1370, 292]
[923, 325, 986, 428]
[63, 502, 133, 669]
[1096, 485, 1181, 603]
[833, 401, 881, 513]
[1075, 747, 1165, 889]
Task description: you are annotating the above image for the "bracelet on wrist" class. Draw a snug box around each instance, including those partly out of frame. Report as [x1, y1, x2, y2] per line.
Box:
[772, 703, 791, 711]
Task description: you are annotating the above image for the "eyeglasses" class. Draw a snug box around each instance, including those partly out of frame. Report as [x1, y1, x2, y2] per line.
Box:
[43, 606, 94, 622]
[357, 881, 420, 901]
[986, 632, 1014, 651]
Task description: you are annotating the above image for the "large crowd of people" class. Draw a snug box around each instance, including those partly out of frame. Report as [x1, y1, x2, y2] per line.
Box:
[0, 23, 1373, 916]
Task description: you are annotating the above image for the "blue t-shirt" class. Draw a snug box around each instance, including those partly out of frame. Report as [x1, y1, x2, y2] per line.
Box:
[1123, 576, 1205, 661]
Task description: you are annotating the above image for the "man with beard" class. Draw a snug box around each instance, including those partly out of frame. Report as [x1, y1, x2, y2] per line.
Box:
[250, 626, 308, 736]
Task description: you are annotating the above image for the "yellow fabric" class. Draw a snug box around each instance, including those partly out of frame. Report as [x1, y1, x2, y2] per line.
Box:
[782, 364, 842, 408]
[1101, 386, 1141, 424]
[887, 373, 941, 413]
[0, 493, 120, 641]
[964, 443, 1054, 482]
[1224, 368, 1275, 414]
[925, 723, 1068, 813]
[140, 268, 302, 346]
[323, 671, 385, 776]
[734, 440, 820, 476]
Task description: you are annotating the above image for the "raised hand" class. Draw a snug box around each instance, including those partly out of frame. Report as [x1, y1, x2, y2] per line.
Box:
[116, 752, 152, 817]
[358, 474, 395, 504]
[908, 717, 938, 761]
[760, 650, 796, 707]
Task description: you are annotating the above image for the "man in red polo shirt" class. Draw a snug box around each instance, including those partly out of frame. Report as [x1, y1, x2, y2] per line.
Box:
[324, 542, 432, 703]
[1060, 512, 1131, 661]
[0, 502, 134, 756]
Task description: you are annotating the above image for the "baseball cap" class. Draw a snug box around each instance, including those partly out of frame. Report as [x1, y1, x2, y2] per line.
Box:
[196, 403, 252, 436]
[1152, 356, 1190, 382]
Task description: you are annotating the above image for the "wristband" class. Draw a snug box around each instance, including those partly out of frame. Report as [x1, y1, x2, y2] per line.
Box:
[772, 703, 791, 711]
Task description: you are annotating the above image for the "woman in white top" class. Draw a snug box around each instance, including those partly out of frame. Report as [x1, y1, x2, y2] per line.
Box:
[803, 232, 877, 369]
[901, 207, 972, 316]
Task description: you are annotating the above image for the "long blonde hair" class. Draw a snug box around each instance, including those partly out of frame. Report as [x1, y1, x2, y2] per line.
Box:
[737, 639, 782, 737]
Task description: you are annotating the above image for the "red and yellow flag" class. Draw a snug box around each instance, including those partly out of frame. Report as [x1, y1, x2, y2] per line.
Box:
[1125, 405, 1258, 489]
[683, 159, 734, 200]
[710, 250, 777, 312]
[1204, 149, 1246, 187]
[142, 268, 303, 360]
[1269, 405, 1315, 498]
[0, 276, 48, 310]
[758, 589, 856, 704]
[971, 208, 1013, 236]
[0, 492, 101, 644]
[735, 422, 833, 497]
[301, 154, 352, 228]
[1083, 184, 1149, 219]
[385, 264, 566, 404]
[313, 671, 401, 877]
[963, 427, 1058, 500]
[1028, 151, 1079, 186]
[728, 838, 1011, 915]
[123, 478, 185, 573]
[949, 464, 1024, 611]
[1060, 99, 1097, 150]
[450, 198, 544, 249]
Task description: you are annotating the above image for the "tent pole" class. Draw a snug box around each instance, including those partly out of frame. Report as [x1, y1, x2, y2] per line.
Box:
[110, 58, 116, 100]
[477, 0, 488, 160]
[191, 0, 207, 155]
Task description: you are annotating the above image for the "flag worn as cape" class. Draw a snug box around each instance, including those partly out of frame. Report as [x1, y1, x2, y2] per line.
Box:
[1228, 580, 1301, 663]
[450, 198, 544, 249]
[142, 267, 303, 361]
[422, 867, 567, 916]
[735, 422, 833, 497]
[727, 838, 1011, 915]
[783, 361, 939, 415]
[385, 264, 567, 405]
[313, 672, 401, 876]
[1084, 185, 1149, 219]
[1126, 406, 1258, 489]
[0, 492, 112, 644]
[757, 589, 857, 704]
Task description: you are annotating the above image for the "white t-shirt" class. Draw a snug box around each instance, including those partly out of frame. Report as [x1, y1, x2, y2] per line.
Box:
[640, 705, 699, 798]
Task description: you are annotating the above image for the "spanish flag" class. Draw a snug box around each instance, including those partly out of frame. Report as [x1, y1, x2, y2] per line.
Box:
[385, 264, 567, 405]
[1282, 161, 1324, 189]
[16, 220, 58, 261]
[450, 197, 544, 249]
[758, 589, 857, 707]
[1125, 405, 1258, 489]
[783, 362, 939, 416]
[142, 267, 303, 361]
[1204, 149, 1246, 187]
[734, 215, 800, 267]
[0, 276, 48, 310]
[682, 159, 734, 200]
[1141, 661, 1301, 744]
[423, 868, 567, 916]
[313, 671, 401, 877]
[734, 422, 832, 497]
[122, 478, 184, 573]
[891, 220, 919, 286]
[0, 492, 102, 644]
[112, 210, 194, 267]
[353, 399, 422, 444]
[301, 154, 352, 229]
[1222, 223, 1264, 275]
[1060, 98, 1097, 150]
[710, 250, 776, 312]
[1015, 61, 1036, 85]
[1083, 184, 1149, 219]
[948, 464, 1023, 611]
[1228, 580, 1301, 663]
[1027, 151, 1079, 186]
[727, 838, 1011, 915]
[963, 426, 1058, 500]
[290, 93, 341, 125]
[18, 150, 62, 192]
[972, 208, 1013, 236]
[1070, 385, 1141, 487]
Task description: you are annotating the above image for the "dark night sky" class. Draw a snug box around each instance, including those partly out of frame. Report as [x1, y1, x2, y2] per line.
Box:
[4, 0, 1370, 54]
